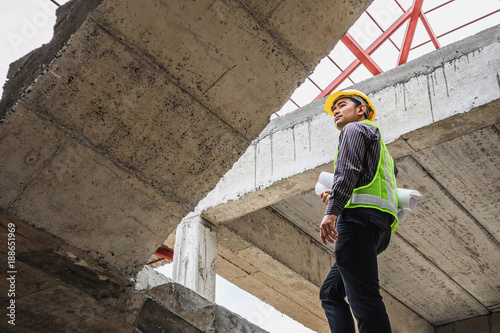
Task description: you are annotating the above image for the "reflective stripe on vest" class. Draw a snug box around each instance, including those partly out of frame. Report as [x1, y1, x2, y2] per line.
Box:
[334, 119, 399, 234]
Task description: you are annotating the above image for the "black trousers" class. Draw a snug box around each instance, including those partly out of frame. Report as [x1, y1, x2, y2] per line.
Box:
[319, 207, 393, 333]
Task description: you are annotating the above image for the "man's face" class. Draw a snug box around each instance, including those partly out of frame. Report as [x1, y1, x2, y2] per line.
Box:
[331, 97, 365, 130]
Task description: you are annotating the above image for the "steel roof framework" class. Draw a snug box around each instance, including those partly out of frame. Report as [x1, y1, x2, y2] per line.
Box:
[282, 0, 500, 116]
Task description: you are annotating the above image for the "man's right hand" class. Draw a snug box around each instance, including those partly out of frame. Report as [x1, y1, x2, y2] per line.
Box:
[320, 214, 338, 245]
[320, 191, 331, 205]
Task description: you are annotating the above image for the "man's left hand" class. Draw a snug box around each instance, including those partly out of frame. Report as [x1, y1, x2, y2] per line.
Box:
[320, 214, 338, 245]
[320, 191, 331, 205]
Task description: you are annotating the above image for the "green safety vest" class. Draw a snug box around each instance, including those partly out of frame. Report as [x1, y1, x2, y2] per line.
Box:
[334, 119, 399, 234]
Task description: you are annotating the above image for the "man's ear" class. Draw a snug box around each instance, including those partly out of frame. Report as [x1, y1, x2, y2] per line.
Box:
[357, 104, 367, 117]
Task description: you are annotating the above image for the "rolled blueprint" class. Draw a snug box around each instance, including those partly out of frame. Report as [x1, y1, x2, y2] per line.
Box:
[315, 172, 335, 195]
[397, 208, 405, 221]
[315, 182, 331, 195]
[318, 172, 334, 189]
[315, 172, 422, 216]
[397, 188, 422, 211]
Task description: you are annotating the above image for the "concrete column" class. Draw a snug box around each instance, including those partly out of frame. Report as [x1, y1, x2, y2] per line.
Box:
[172, 213, 217, 301]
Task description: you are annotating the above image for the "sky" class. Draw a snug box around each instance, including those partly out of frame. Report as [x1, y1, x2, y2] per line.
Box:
[1, 0, 499, 332]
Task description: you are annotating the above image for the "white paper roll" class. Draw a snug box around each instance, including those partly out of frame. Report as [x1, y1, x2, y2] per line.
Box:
[397, 188, 422, 211]
[315, 182, 331, 195]
[397, 208, 405, 222]
[318, 172, 334, 189]
[315, 173, 422, 217]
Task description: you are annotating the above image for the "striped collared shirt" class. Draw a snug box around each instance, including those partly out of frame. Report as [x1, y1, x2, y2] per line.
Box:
[325, 121, 396, 217]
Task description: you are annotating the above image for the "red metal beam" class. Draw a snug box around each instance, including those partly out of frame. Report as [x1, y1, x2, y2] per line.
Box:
[397, 0, 424, 65]
[394, 0, 406, 12]
[326, 56, 355, 84]
[365, 10, 400, 51]
[307, 77, 323, 92]
[437, 8, 500, 40]
[424, 0, 454, 14]
[314, 6, 414, 101]
[146, 258, 166, 266]
[290, 98, 300, 108]
[364, 7, 413, 55]
[155, 245, 174, 262]
[341, 34, 383, 76]
[419, 10, 440, 49]
[410, 8, 500, 51]
[313, 60, 362, 101]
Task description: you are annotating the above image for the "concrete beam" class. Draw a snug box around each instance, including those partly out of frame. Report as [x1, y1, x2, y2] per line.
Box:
[435, 312, 500, 333]
[0, 211, 267, 333]
[172, 214, 218, 301]
[200, 24, 500, 224]
[146, 281, 268, 333]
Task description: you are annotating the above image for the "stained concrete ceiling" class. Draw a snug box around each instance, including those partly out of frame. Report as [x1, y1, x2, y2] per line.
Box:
[0, 0, 368, 273]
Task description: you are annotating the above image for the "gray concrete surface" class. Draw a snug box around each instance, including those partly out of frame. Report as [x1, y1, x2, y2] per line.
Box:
[0, 0, 372, 331]
[0, 214, 267, 333]
[193, 24, 500, 331]
[172, 214, 218, 301]
[435, 312, 500, 333]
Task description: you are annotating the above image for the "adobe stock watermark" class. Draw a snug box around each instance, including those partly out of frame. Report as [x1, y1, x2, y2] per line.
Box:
[6, 222, 17, 326]
[246, 300, 275, 327]
[7, 1, 58, 56]
[337, 1, 403, 60]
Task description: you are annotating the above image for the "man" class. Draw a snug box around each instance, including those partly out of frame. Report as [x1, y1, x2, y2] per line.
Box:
[319, 89, 399, 333]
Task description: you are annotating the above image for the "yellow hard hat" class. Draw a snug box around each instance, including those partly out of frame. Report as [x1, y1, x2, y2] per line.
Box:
[324, 89, 376, 121]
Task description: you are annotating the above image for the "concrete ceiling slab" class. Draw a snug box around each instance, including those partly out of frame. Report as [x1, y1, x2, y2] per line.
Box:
[401, 133, 500, 310]
[91, 0, 311, 140]
[412, 126, 500, 242]
[21, 18, 249, 209]
[9, 135, 182, 273]
[0, 104, 68, 207]
[379, 236, 488, 325]
[271, 189, 330, 246]
[16, 285, 132, 332]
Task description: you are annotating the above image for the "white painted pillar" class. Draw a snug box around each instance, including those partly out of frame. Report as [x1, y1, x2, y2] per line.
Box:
[172, 213, 217, 301]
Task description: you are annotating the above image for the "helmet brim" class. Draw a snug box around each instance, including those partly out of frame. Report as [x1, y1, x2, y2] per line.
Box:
[324, 90, 376, 121]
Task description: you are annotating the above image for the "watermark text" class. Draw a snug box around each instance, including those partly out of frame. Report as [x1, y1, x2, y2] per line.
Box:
[6, 222, 16, 326]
